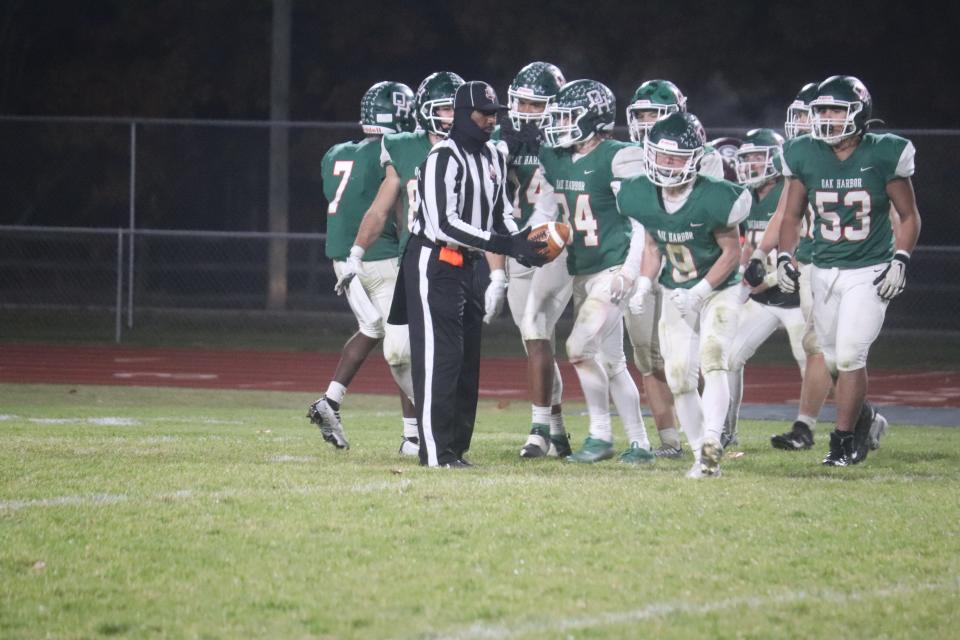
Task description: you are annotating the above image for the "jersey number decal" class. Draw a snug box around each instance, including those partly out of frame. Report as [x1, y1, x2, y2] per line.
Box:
[525, 168, 545, 206]
[815, 190, 871, 242]
[327, 160, 354, 214]
[665, 243, 698, 283]
[557, 194, 599, 247]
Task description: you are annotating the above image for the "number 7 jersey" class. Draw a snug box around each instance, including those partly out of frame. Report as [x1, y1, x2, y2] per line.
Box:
[782, 132, 915, 268]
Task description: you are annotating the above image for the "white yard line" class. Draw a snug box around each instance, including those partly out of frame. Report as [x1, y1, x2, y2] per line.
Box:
[431, 577, 960, 640]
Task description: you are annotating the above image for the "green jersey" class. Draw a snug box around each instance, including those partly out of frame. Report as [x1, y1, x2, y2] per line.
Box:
[491, 128, 543, 226]
[782, 132, 915, 269]
[322, 137, 398, 261]
[381, 131, 434, 253]
[539, 139, 643, 276]
[617, 174, 751, 290]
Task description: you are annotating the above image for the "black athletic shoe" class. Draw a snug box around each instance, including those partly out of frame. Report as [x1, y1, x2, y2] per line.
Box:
[822, 430, 855, 466]
[550, 432, 573, 458]
[440, 459, 472, 469]
[851, 401, 875, 464]
[771, 421, 814, 450]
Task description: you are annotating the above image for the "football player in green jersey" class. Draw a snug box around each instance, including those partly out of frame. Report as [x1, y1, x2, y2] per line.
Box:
[777, 75, 921, 466]
[617, 111, 752, 478]
[741, 83, 836, 452]
[481, 62, 575, 459]
[308, 81, 417, 452]
[526, 78, 655, 464]
[723, 128, 831, 449]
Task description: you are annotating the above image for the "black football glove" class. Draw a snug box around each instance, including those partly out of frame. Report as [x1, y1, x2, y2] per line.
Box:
[516, 121, 543, 152]
[486, 227, 548, 268]
[743, 249, 767, 288]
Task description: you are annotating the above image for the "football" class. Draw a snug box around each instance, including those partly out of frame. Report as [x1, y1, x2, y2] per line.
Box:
[527, 221, 571, 262]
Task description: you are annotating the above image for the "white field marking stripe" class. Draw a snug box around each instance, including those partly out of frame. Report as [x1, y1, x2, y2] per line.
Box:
[0, 476, 537, 512]
[434, 577, 960, 640]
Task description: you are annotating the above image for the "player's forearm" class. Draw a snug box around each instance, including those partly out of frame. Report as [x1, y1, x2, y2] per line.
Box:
[486, 252, 506, 272]
[757, 207, 784, 254]
[353, 207, 390, 250]
[704, 246, 739, 289]
[639, 239, 660, 280]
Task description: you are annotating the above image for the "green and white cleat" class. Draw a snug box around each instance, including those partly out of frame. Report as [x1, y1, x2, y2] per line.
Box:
[700, 438, 723, 477]
[549, 431, 573, 458]
[618, 441, 655, 464]
[520, 427, 550, 459]
[565, 437, 615, 463]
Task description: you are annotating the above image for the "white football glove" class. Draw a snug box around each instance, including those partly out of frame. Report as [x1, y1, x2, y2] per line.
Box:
[669, 280, 712, 318]
[334, 245, 364, 296]
[627, 276, 653, 315]
[776, 253, 800, 294]
[873, 251, 910, 301]
[609, 271, 636, 305]
[483, 269, 508, 324]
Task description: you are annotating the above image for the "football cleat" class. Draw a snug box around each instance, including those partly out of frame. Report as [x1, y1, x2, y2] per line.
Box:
[565, 437, 615, 463]
[869, 412, 889, 450]
[306, 395, 349, 450]
[720, 428, 739, 449]
[520, 427, 550, 459]
[654, 442, 684, 459]
[618, 442, 656, 464]
[771, 421, 814, 450]
[549, 432, 573, 458]
[399, 437, 420, 456]
[851, 402, 875, 464]
[822, 430, 855, 466]
[700, 439, 723, 477]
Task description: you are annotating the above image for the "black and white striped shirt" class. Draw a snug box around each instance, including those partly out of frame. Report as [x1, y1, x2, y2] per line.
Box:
[412, 139, 518, 250]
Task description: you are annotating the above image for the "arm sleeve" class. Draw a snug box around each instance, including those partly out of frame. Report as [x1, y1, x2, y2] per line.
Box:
[380, 136, 393, 168]
[700, 149, 725, 180]
[620, 218, 646, 279]
[894, 140, 916, 179]
[726, 188, 753, 227]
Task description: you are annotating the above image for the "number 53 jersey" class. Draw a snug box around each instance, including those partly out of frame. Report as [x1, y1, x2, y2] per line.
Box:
[782, 132, 916, 269]
[616, 174, 750, 290]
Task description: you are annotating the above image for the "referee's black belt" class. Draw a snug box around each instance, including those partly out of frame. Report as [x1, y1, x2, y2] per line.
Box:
[412, 235, 483, 263]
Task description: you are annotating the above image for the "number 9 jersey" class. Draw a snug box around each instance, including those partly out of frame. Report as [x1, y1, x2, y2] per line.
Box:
[781, 132, 915, 269]
[616, 174, 751, 290]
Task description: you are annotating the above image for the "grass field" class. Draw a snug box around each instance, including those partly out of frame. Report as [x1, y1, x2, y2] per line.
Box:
[2, 383, 959, 639]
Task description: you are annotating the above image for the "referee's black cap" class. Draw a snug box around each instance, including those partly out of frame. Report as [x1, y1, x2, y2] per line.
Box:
[455, 81, 508, 113]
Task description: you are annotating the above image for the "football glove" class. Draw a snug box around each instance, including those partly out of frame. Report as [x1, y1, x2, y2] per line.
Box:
[670, 280, 712, 318]
[873, 251, 909, 301]
[776, 253, 800, 294]
[628, 276, 653, 315]
[334, 245, 364, 295]
[743, 249, 768, 288]
[483, 269, 508, 324]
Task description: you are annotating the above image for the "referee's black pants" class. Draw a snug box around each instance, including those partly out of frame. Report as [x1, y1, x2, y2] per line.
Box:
[402, 236, 484, 467]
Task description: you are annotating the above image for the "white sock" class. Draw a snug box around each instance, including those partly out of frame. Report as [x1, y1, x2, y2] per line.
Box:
[608, 368, 649, 448]
[549, 411, 565, 437]
[325, 381, 347, 406]
[573, 355, 610, 434]
[797, 414, 817, 431]
[402, 417, 418, 439]
[658, 427, 681, 449]
[725, 368, 744, 436]
[589, 411, 613, 442]
[674, 390, 703, 457]
[550, 360, 564, 406]
[701, 370, 730, 444]
[531, 405, 551, 428]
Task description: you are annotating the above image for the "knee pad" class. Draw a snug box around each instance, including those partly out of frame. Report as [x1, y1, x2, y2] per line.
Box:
[665, 361, 698, 396]
[700, 335, 728, 373]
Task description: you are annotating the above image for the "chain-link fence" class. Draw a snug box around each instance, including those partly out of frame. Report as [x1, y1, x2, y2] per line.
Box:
[1, 115, 957, 350]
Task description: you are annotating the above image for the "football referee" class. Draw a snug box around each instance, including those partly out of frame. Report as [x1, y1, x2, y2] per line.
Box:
[388, 81, 546, 468]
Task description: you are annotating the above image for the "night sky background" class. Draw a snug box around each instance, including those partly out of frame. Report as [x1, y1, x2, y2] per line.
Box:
[1, 0, 957, 240]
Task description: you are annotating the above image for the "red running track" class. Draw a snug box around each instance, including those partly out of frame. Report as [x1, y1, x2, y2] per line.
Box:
[1, 343, 959, 408]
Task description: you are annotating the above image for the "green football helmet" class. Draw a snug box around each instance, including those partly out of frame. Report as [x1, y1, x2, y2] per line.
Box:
[507, 61, 566, 129]
[543, 79, 616, 148]
[784, 82, 818, 140]
[735, 128, 784, 188]
[626, 79, 687, 142]
[415, 71, 465, 137]
[360, 81, 416, 135]
[809, 75, 872, 145]
[644, 111, 706, 187]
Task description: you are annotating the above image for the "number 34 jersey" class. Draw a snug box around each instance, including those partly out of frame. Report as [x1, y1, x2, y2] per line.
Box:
[616, 174, 751, 290]
[538, 139, 645, 276]
[782, 132, 915, 269]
